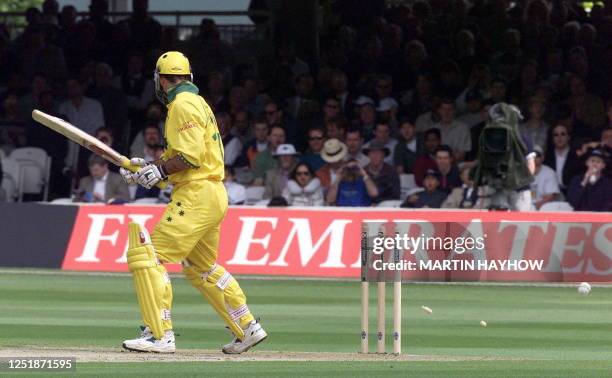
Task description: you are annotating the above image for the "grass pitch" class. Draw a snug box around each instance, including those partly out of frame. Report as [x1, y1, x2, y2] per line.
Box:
[1, 269, 611, 377]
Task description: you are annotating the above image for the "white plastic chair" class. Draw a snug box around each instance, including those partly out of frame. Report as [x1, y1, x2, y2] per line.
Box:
[9, 147, 51, 200]
[128, 185, 138, 201]
[400, 174, 417, 200]
[133, 197, 159, 204]
[1, 172, 17, 202]
[1, 157, 23, 201]
[50, 198, 75, 204]
[377, 200, 402, 208]
[245, 186, 265, 205]
[405, 187, 425, 197]
[253, 199, 270, 206]
[539, 201, 573, 212]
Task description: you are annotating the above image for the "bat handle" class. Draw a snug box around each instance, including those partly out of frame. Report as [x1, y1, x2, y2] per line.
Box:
[120, 158, 168, 189]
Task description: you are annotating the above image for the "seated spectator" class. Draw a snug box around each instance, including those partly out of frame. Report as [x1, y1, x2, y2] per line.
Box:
[317, 138, 348, 190]
[321, 97, 342, 126]
[363, 123, 398, 165]
[241, 77, 265, 117]
[344, 128, 369, 167]
[283, 163, 324, 206]
[1, 94, 27, 154]
[224, 166, 246, 205]
[376, 97, 399, 130]
[401, 169, 447, 208]
[89, 62, 128, 138]
[217, 112, 242, 167]
[263, 144, 299, 198]
[363, 141, 400, 204]
[264, 101, 297, 145]
[129, 102, 166, 156]
[230, 110, 251, 144]
[253, 125, 286, 184]
[330, 69, 353, 116]
[567, 148, 612, 211]
[393, 118, 418, 174]
[133, 124, 162, 162]
[300, 127, 326, 172]
[544, 124, 579, 191]
[60, 77, 105, 174]
[326, 159, 378, 206]
[114, 51, 154, 121]
[285, 73, 320, 120]
[413, 128, 442, 186]
[431, 98, 471, 162]
[520, 96, 549, 152]
[457, 89, 484, 129]
[18, 74, 50, 119]
[75, 155, 129, 203]
[434, 145, 462, 194]
[442, 167, 478, 209]
[414, 102, 440, 133]
[325, 116, 348, 141]
[59, 77, 105, 135]
[353, 96, 377, 140]
[530, 146, 561, 210]
[241, 118, 269, 168]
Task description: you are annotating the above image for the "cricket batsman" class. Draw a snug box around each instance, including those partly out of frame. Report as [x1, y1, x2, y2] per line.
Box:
[119, 51, 267, 354]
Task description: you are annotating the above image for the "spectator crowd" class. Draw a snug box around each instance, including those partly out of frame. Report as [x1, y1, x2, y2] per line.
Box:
[0, 0, 611, 211]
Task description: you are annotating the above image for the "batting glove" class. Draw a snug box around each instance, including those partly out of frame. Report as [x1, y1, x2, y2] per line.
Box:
[136, 164, 167, 189]
[119, 157, 148, 185]
[119, 167, 137, 185]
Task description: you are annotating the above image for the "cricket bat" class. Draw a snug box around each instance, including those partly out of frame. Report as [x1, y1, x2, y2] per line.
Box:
[32, 109, 167, 188]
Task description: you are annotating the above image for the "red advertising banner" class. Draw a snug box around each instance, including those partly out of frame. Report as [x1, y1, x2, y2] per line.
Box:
[62, 206, 612, 282]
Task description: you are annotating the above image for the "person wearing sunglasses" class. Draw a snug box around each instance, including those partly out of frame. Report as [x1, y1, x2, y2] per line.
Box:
[282, 163, 324, 206]
[300, 127, 327, 172]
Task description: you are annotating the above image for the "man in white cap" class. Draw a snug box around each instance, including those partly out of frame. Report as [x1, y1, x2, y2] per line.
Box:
[530, 145, 560, 210]
[376, 97, 399, 130]
[263, 143, 299, 198]
[316, 138, 348, 189]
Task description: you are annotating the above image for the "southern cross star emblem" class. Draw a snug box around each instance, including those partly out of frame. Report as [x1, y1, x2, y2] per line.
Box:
[166, 216, 173, 222]
[179, 210, 185, 216]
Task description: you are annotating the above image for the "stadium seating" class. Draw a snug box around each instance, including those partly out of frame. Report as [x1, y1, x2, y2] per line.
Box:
[377, 200, 402, 208]
[1, 157, 22, 202]
[399, 174, 417, 200]
[245, 186, 265, 205]
[539, 201, 574, 212]
[49, 198, 75, 204]
[9, 147, 51, 201]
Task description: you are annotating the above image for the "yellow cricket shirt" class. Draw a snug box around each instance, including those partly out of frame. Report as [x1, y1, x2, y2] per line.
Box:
[161, 82, 225, 183]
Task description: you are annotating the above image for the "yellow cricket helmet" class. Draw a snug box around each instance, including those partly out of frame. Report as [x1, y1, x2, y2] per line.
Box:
[155, 51, 192, 75]
[154, 51, 193, 105]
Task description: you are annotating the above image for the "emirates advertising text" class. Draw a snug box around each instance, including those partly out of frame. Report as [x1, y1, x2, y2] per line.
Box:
[61, 206, 611, 282]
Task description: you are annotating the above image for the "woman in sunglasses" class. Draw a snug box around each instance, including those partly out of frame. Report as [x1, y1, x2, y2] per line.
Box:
[282, 163, 324, 206]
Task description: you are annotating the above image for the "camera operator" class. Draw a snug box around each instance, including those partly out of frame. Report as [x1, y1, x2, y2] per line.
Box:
[473, 103, 536, 211]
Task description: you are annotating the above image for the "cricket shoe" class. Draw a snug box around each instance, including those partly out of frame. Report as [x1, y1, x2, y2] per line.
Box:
[222, 320, 268, 354]
[122, 328, 176, 353]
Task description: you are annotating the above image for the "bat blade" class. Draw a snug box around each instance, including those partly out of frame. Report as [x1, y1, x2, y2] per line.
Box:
[32, 109, 167, 188]
[32, 109, 129, 167]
